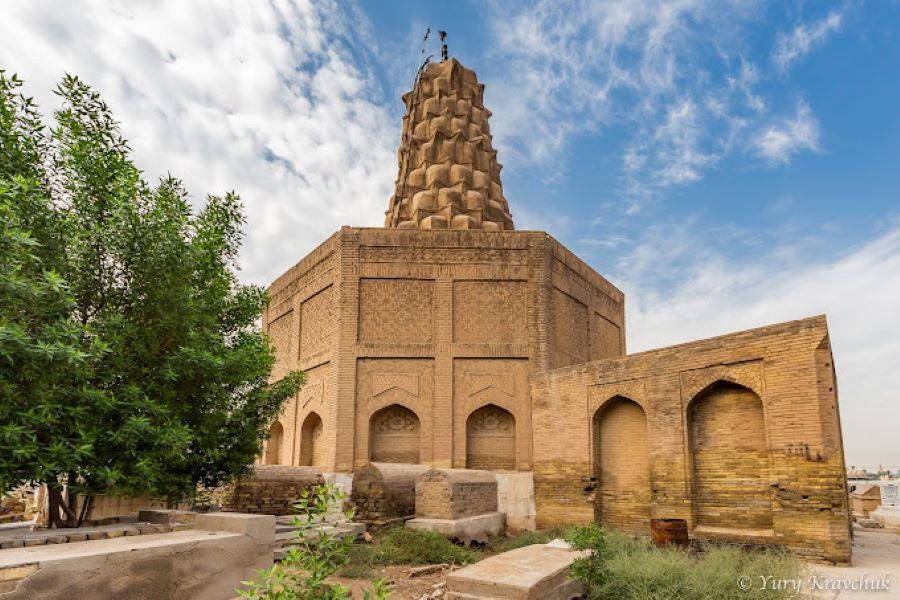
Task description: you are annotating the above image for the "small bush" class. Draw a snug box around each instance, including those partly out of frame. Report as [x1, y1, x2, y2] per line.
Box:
[567, 525, 803, 600]
[238, 484, 389, 599]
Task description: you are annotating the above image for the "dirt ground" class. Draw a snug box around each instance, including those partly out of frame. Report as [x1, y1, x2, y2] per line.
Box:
[332, 564, 460, 599]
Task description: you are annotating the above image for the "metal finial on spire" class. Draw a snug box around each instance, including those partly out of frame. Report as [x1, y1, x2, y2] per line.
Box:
[439, 30, 448, 61]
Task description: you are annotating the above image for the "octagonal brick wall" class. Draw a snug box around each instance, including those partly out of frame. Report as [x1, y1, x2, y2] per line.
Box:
[261, 227, 625, 473]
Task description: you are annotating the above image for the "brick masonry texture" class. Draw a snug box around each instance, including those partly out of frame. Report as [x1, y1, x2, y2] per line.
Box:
[385, 59, 514, 231]
[263, 227, 850, 562]
[415, 469, 499, 520]
[261, 57, 849, 564]
[351, 462, 429, 523]
[263, 228, 625, 475]
[530, 316, 851, 563]
[210, 466, 323, 516]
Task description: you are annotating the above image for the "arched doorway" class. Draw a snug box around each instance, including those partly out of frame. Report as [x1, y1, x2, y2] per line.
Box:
[265, 421, 284, 465]
[298, 412, 323, 467]
[466, 404, 516, 470]
[370, 404, 420, 463]
[689, 381, 772, 530]
[593, 397, 650, 535]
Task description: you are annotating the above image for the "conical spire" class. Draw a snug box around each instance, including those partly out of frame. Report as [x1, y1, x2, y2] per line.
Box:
[384, 59, 514, 231]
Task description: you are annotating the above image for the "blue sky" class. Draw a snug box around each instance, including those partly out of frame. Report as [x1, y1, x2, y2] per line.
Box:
[1, 0, 898, 468]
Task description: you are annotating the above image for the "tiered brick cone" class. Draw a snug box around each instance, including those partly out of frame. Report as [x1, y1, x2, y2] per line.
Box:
[384, 59, 514, 231]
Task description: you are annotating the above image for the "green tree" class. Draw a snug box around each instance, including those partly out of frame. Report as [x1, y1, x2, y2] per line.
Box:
[0, 70, 303, 526]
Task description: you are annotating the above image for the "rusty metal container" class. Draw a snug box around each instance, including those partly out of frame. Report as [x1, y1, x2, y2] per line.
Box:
[650, 518, 689, 549]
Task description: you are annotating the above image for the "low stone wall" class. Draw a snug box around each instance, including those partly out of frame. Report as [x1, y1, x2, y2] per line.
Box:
[351, 463, 428, 523]
[416, 468, 497, 520]
[211, 465, 324, 515]
[0, 512, 274, 599]
[85, 494, 175, 522]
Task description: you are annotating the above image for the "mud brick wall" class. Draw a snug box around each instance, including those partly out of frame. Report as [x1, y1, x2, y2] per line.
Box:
[263, 228, 625, 473]
[211, 466, 324, 516]
[530, 316, 851, 563]
[351, 462, 429, 523]
[416, 468, 498, 520]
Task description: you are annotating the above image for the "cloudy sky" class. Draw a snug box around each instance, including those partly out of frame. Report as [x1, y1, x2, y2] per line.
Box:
[2, 0, 898, 469]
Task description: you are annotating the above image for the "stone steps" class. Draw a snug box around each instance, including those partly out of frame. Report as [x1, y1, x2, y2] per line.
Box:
[273, 521, 366, 562]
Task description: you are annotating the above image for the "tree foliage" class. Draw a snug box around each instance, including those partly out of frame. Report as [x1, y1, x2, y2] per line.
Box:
[0, 70, 303, 526]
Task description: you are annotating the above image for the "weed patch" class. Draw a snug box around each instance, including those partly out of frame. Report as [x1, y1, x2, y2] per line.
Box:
[567, 525, 802, 600]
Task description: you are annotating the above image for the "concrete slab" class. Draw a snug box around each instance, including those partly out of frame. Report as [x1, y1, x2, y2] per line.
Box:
[445, 542, 588, 599]
[407, 512, 505, 545]
[871, 507, 900, 529]
[0, 530, 239, 569]
[807, 527, 899, 599]
[0, 512, 275, 599]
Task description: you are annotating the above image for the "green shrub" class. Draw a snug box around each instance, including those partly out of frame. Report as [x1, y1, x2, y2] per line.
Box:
[238, 484, 389, 599]
[342, 526, 480, 577]
[567, 525, 803, 600]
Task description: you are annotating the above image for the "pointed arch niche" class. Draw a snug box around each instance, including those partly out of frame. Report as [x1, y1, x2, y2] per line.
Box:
[265, 421, 284, 465]
[688, 381, 772, 530]
[466, 404, 516, 470]
[592, 396, 650, 535]
[298, 412, 324, 467]
[369, 404, 421, 463]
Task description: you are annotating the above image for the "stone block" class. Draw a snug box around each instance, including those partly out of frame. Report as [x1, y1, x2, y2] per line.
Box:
[406, 512, 505, 545]
[495, 472, 537, 531]
[351, 462, 428, 523]
[416, 468, 497, 520]
[194, 512, 276, 545]
[445, 542, 587, 599]
[0, 528, 273, 600]
[209, 465, 324, 516]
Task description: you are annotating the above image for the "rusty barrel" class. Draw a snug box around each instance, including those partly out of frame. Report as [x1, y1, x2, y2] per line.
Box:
[650, 518, 689, 549]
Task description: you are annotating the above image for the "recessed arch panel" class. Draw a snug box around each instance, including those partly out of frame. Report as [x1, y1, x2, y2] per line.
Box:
[689, 381, 772, 529]
[466, 404, 516, 470]
[370, 404, 421, 463]
[592, 396, 651, 535]
[298, 412, 324, 467]
[265, 421, 284, 465]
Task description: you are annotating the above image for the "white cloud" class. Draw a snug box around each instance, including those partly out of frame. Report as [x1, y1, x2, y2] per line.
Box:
[482, 1, 841, 205]
[753, 99, 821, 165]
[0, 0, 396, 286]
[613, 221, 900, 468]
[773, 10, 844, 73]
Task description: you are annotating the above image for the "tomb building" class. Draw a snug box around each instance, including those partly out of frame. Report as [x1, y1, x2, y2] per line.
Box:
[262, 58, 851, 563]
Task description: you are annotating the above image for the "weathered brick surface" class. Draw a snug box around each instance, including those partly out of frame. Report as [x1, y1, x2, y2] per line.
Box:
[210, 466, 323, 516]
[384, 59, 514, 232]
[263, 229, 624, 475]
[530, 316, 851, 563]
[259, 57, 849, 564]
[593, 397, 650, 535]
[351, 462, 429, 522]
[416, 469, 498, 520]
